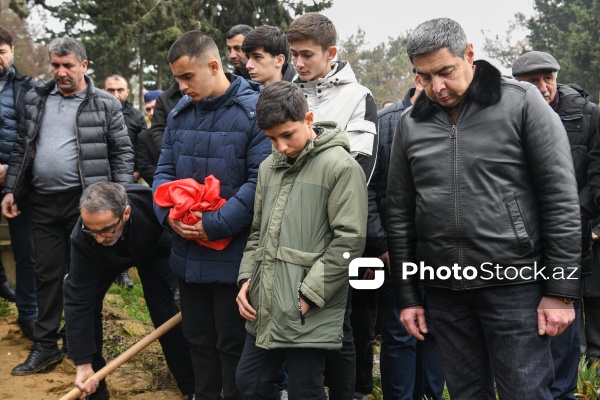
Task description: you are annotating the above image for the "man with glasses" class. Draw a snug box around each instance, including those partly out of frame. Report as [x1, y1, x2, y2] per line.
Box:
[63, 182, 195, 400]
[1, 37, 133, 376]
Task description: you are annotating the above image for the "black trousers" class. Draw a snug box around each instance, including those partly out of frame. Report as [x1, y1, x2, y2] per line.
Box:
[88, 258, 195, 395]
[324, 287, 356, 400]
[350, 285, 378, 395]
[236, 333, 328, 400]
[178, 280, 246, 400]
[28, 188, 81, 348]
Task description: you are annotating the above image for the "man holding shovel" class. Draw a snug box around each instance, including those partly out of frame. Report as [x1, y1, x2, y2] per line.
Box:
[63, 182, 195, 399]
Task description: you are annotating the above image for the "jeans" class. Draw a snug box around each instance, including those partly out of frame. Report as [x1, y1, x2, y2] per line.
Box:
[550, 296, 581, 400]
[426, 282, 554, 400]
[178, 280, 246, 400]
[236, 334, 328, 400]
[379, 274, 444, 400]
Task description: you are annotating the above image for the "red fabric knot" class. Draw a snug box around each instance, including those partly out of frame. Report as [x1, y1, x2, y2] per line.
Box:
[154, 176, 232, 250]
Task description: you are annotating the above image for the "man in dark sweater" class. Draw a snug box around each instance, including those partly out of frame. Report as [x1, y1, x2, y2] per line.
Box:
[64, 182, 195, 400]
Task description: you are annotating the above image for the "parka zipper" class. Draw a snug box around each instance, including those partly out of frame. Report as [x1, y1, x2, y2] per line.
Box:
[449, 107, 464, 289]
[298, 269, 308, 325]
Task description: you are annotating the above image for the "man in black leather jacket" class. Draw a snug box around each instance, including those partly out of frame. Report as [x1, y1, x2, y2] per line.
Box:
[388, 18, 581, 399]
[513, 50, 600, 400]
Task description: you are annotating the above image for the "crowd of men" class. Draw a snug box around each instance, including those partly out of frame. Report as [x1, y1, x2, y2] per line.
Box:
[0, 11, 599, 400]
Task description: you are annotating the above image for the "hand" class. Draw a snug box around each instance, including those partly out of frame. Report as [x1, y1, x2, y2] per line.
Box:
[0, 164, 7, 186]
[133, 172, 140, 182]
[167, 215, 207, 241]
[537, 296, 575, 336]
[300, 296, 310, 315]
[236, 280, 256, 321]
[75, 363, 98, 399]
[191, 211, 208, 240]
[400, 305, 428, 341]
[593, 232, 599, 242]
[379, 251, 390, 275]
[1, 193, 20, 218]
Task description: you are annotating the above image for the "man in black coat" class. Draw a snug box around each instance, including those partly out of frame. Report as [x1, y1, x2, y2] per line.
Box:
[104, 74, 147, 288]
[63, 182, 195, 400]
[513, 50, 600, 400]
[149, 80, 183, 154]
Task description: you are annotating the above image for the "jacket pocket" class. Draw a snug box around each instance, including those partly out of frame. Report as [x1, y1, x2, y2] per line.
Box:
[415, 202, 424, 258]
[298, 269, 308, 325]
[504, 195, 533, 255]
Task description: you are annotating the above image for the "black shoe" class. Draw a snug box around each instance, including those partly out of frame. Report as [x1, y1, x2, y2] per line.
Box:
[116, 271, 134, 289]
[0, 281, 16, 302]
[11, 343, 63, 375]
[17, 319, 35, 341]
[86, 381, 110, 400]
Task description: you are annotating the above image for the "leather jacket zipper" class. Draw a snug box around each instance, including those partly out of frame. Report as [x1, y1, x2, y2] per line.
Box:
[449, 108, 464, 289]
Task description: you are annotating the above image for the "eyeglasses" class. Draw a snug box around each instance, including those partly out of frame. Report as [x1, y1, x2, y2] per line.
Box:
[81, 214, 123, 237]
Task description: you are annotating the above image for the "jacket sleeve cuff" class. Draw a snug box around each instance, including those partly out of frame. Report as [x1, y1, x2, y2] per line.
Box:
[73, 356, 94, 365]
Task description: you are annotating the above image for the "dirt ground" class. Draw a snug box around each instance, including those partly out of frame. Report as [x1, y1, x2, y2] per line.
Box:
[0, 294, 186, 400]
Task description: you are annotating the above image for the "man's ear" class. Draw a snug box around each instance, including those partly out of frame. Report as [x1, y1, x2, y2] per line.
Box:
[326, 46, 337, 62]
[305, 111, 314, 127]
[208, 59, 220, 74]
[123, 204, 131, 222]
[275, 54, 285, 68]
[464, 43, 475, 64]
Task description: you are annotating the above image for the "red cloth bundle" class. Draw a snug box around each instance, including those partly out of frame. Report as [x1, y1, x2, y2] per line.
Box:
[154, 176, 232, 250]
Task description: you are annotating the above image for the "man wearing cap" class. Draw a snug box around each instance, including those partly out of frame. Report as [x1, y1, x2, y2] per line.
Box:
[513, 51, 600, 400]
[143, 89, 162, 123]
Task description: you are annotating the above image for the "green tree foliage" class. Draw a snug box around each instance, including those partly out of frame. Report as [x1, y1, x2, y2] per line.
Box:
[10, 0, 332, 104]
[0, 0, 50, 81]
[527, 0, 600, 101]
[338, 28, 414, 108]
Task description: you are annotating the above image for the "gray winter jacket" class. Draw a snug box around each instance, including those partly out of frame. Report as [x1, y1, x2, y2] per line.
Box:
[4, 76, 133, 199]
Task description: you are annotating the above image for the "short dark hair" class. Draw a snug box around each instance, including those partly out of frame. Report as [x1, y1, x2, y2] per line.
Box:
[104, 74, 128, 88]
[48, 37, 87, 63]
[242, 25, 290, 63]
[167, 31, 220, 64]
[257, 81, 308, 130]
[287, 12, 337, 51]
[226, 24, 253, 40]
[79, 182, 128, 217]
[0, 26, 13, 47]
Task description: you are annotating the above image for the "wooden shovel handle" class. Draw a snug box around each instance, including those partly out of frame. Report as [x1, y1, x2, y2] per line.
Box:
[59, 312, 182, 400]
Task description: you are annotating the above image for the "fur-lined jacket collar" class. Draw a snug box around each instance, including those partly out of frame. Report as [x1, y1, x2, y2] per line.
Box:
[410, 59, 502, 120]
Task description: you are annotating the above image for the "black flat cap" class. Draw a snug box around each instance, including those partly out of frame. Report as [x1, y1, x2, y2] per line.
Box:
[512, 51, 560, 76]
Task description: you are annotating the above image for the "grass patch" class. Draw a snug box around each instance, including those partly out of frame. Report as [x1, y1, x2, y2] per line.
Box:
[0, 297, 11, 317]
[106, 279, 151, 325]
